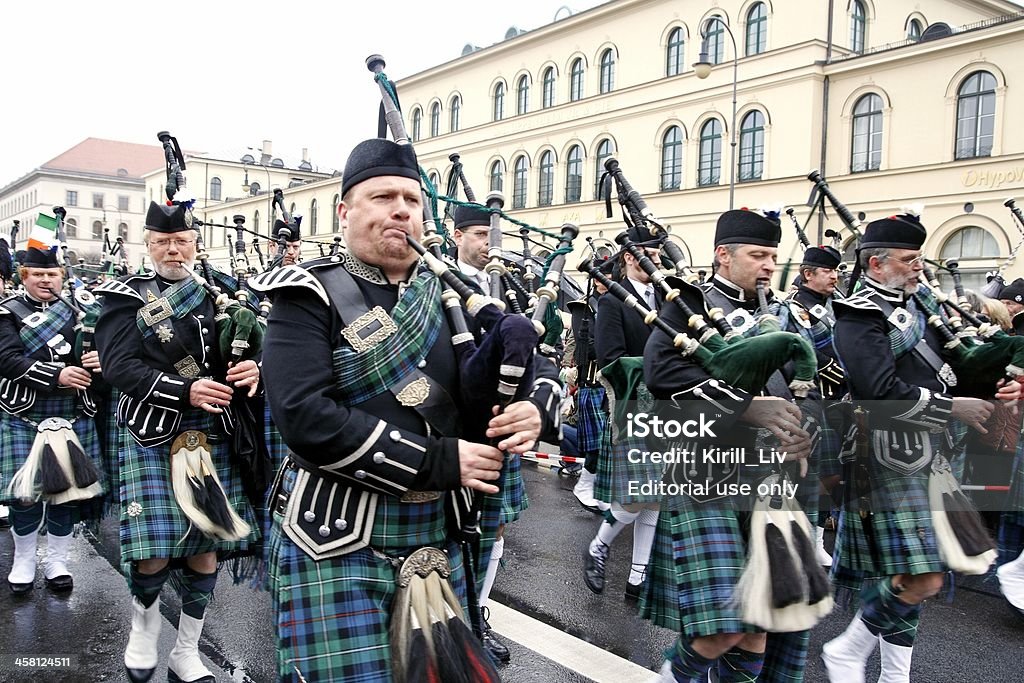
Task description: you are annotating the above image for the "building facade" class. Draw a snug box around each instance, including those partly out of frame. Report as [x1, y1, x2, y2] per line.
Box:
[393, 0, 1024, 290]
[0, 138, 167, 267]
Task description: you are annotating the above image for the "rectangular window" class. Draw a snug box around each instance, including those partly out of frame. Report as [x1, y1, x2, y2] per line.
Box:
[66, 190, 78, 207]
[118, 195, 130, 211]
[92, 193, 104, 209]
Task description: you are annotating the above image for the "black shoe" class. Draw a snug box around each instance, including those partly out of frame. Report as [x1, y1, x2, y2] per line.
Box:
[167, 669, 215, 683]
[8, 579, 33, 595]
[45, 574, 73, 593]
[624, 581, 645, 603]
[583, 543, 608, 594]
[481, 607, 511, 665]
[124, 666, 155, 683]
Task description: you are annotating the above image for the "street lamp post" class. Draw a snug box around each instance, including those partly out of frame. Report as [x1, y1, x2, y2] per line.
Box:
[694, 16, 739, 210]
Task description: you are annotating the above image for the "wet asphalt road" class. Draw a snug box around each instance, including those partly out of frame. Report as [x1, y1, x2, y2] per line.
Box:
[2, 458, 1024, 682]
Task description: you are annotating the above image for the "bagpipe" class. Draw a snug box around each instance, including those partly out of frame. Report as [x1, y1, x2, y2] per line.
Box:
[156, 130, 263, 543]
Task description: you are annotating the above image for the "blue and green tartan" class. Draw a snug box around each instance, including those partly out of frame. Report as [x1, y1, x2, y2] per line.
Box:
[0, 393, 103, 507]
[576, 386, 606, 456]
[761, 630, 810, 683]
[17, 299, 75, 356]
[331, 270, 442, 406]
[887, 292, 927, 359]
[268, 467, 469, 683]
[135, 275, 207, 339]
[118, 409, 258, 563]
[998, 437, 1024, 564]
[474, 452, 528, 591]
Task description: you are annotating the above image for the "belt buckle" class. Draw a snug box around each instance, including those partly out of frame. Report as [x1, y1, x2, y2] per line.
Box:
[174, 356, 202, 378]
[341, 306, 398, 353]
[400, 490, 441, 503]
[140, 297, 173, 326]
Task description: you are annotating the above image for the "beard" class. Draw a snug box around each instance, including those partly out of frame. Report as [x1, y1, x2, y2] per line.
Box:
[153, 258, 196, 281]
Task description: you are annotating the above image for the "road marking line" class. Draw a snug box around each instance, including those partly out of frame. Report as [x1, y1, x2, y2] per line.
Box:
[487, 600, 655, 683]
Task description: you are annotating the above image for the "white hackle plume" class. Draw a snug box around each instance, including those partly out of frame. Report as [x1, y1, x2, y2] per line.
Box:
[899, 203, 925, 219]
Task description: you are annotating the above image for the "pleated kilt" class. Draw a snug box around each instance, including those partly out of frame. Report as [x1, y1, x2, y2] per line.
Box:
[0, 393, 103, 507]
[832, 456, 944, 589]
[268, 467, 469, 682]
[118, 409, 259, 563]
[593, 425, 662, 506]
[638, 496, 758, 638]
[576, 386, 606, 456]
[264, 402, 290, 474]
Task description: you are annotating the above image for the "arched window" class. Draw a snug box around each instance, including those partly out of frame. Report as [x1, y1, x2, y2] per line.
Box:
[210, 177, 222, 201]
[248, 181, 261, 195]
[851, 1, 866, 54]
[594, 139, 614, 199]
[493, 83, 505, 121]
[661, 126, 683, 191]
[570, 58, 584, 102]
[92, 220, 103, 240]
[599, 49, 615, 94]
[738, 111, 765, 182]
[707, 18, 726, 65]
[939, 226, 1000, 290]
[512, 156, 528, 209]
[450, 96, 461, 132]
[118, 222, 129, 241]
[907, 18, 923, 41]
[538, 151, 554, 206]
[698, 119, 723, 186]
[851, 93, 883, 172]
[666, 27, 685, 76]
[489, 160, 505, 192]
[516, 75, 530, 115]
[565, 145, 583, 203]
[955, 71, 997, 159]
[430, 102, 441, 137]
[65, 218, 77, 238]
[310, 199, 318, 234]
[745, 3, 767, 56]
[332, 194, 340, 231]
[542, 67, 556, 109]
[411, 108, 422, 142]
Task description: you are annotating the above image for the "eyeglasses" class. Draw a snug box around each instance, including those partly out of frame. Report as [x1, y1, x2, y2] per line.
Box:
[149, 238, 195, 249]
[887, 253, 925, 267]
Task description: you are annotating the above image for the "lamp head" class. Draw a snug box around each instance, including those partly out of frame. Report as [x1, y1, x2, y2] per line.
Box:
[693, 55, 712, 79]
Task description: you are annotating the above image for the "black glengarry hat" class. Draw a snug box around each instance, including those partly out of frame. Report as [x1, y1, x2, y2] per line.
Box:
[273, 218, 301, 241]
[999, 278, 1024, 303]
[861, 211, 927, 250]
[453, 204, 491, 231]
[801, 245, 842, 269]
[22, 247, 61, 268]
[714, 208, 782, 248]
[145, 201, 189, 234]
[341, 138, 420, 197]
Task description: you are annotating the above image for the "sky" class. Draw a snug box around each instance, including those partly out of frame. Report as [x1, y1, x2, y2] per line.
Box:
[0, 0, 608, 186]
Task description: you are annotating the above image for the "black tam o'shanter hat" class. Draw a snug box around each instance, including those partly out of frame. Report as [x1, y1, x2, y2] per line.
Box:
[273, 218, 301, 242]
[341, 138, 420, 197]
[714, 209, 782, 248]
[452, 204, 491, 231]
[145, 201, 189, 234]
[801, 246, 842, 269]
[999, 278, 1024, 303]
[861, 213, 927, 250]
[22, 247, 61, 268]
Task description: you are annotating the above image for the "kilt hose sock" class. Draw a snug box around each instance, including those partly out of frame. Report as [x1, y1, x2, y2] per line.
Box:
[179, 567, 218, 619]
[717, 646, 765, 682]
[668, 639, 716, 682]
[130, 563, 170, 608]
[9, 501, 77, 536]
[860, 578, 922, 646]
[9, 502, 44, 535]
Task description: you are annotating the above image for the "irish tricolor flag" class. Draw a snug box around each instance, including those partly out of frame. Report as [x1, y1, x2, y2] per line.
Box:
[29, 213, 59, 251]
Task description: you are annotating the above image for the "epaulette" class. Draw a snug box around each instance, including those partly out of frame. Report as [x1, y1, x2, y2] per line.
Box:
[94, 278, 146, 302]
[248, 263, 330, 305]
[833, 293, 882, 313]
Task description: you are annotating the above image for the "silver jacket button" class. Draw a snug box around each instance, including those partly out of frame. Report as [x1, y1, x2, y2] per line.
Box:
[318, 525, 330, 538]
[355, 470, 367, 479]
[373, 452, 386, 464]
[334, 519, 348, 531]
[303, 510, 316, 523]
[389, 430, 401, 442]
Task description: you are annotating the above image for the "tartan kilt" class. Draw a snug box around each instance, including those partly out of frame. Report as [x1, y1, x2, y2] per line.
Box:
[0, 393, 103, 507]
[118, 409, 259, 563]
[268, 468, 469, 683]
[638, 496, 758, 638]
[264, 402, 290, 474]
[576, 386, 606, 456]
[593, 424, 661, 506]
[832, 458, 944, 584]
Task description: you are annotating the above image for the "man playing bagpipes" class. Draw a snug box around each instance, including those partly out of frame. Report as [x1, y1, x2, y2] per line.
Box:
[0, 246, 104, 594]
[997, 278, 1024, 335]
[251, 138, 554, 682]
[582, 225, 663, 604]
[268, 216, 303, 267]
[94, 201, 261, 683]
[822, 213, 1021, 682]
[642, 209, 823, 683]
[780, 246, 847, 568]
